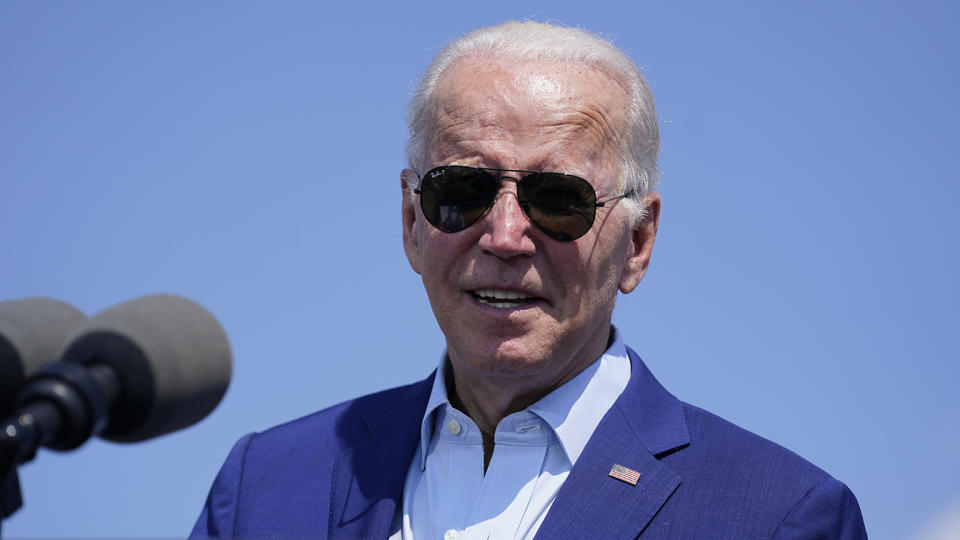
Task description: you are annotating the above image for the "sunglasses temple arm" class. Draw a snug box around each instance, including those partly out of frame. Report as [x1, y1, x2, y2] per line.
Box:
[595, 193, 632, 207]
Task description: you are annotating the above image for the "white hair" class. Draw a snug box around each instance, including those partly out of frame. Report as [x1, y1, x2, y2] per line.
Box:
[404, 21, 660, 223]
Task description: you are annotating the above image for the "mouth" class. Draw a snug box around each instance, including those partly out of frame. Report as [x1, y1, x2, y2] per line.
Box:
[469, 289, 541, 309]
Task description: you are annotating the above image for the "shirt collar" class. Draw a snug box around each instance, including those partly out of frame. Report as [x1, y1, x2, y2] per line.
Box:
[418, 354, 454, 469]
[417, 327, 631, 469]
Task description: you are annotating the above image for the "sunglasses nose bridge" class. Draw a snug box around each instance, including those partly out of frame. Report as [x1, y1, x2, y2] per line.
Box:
[488, 176, 533, 220]
[482, 179, 537, 240]
[492, 175, 520, 198]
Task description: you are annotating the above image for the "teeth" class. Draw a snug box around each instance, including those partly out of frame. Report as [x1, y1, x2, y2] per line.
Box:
[476, 289, 530, 300]
[473, 289, 536, 309]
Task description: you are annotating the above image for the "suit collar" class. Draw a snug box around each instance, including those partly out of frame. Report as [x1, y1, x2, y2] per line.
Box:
[617, 346, 690, 456]
[536, 348, 689, 538]
[328, 372, 434, 540]
[358, 372, 436, 435]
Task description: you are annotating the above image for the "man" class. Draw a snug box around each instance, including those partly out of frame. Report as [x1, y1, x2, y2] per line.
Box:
[192, 22, 866, 538]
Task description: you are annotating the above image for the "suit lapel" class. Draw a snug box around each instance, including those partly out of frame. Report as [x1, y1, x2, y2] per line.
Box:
[536, 349, 690, 539]
[328, 374, 434, 539]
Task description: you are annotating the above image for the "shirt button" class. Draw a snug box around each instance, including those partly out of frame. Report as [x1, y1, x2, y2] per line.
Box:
[443, 529, 459, 540]
[446, 420, 462, 436]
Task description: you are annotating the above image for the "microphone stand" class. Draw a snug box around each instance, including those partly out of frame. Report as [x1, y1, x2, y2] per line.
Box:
[0, 436, 23, 537]
[1, 402, 55, 531]
[0, 402, 55, 535]
[0, 362, 117, 535]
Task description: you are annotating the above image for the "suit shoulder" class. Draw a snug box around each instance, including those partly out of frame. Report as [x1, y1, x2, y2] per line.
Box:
[648, 402, 865, 537]
[192, 376, 433, 537]
[677, 401, 833, 482]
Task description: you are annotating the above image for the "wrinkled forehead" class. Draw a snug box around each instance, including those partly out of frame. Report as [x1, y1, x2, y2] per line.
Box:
[426, 57, 629, 173]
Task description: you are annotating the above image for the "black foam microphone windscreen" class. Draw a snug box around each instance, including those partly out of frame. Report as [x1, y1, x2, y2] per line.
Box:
[0, 298, 86, 416]
[59, 294, 232, 443]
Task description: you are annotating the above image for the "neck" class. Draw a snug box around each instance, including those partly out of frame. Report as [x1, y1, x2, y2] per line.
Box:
[443, 327, 615, 469]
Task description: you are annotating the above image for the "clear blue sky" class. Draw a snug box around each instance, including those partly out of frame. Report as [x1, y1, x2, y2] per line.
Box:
[2, 2, 957, 538]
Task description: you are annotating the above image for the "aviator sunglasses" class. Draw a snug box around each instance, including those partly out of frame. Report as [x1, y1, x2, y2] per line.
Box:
[414, 165, 631, 241]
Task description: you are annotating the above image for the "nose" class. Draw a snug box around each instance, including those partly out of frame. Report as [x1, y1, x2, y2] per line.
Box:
[476, 180, 537, 258]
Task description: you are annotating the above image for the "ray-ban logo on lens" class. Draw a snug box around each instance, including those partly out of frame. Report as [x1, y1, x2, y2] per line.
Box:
[430, 170, 445, 178]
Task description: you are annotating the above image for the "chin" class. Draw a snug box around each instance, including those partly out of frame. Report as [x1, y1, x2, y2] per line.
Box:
[455, 337, 552, 375]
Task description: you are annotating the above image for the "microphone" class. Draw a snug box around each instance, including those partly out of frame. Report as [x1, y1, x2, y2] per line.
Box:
[0, 298, 87, 418]
[3, 294, 232, 461]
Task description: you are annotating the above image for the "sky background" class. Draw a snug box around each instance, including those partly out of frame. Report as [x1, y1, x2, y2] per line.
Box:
[1, 2, 958, 538]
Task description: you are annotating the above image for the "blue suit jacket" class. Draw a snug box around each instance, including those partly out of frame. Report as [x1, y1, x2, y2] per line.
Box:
[192, 349, 866, 538]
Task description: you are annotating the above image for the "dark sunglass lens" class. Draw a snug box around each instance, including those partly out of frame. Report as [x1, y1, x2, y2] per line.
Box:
[419, 166, 498, 233]
[518, 173, 597, 241]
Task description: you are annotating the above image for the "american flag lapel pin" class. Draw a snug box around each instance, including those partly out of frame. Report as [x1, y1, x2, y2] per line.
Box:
[608, 463, 641, 486]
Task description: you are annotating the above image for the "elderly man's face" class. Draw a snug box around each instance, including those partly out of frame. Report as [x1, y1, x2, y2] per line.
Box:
[402, 59, 658, 393]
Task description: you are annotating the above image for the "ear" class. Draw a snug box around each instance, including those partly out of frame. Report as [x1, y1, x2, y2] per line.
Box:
[401, 169, 423, 275]
[619, 193, 660, 294]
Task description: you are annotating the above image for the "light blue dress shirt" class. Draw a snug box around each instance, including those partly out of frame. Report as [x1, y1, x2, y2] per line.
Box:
[393, 329, 631, 540]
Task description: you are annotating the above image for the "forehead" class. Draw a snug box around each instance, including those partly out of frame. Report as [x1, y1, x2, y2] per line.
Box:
[428, 58, 628, 177]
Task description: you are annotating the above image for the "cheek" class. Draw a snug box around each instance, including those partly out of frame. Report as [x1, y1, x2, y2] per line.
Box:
[568, 234, 631, 307]
[419, 231, 461, 284]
